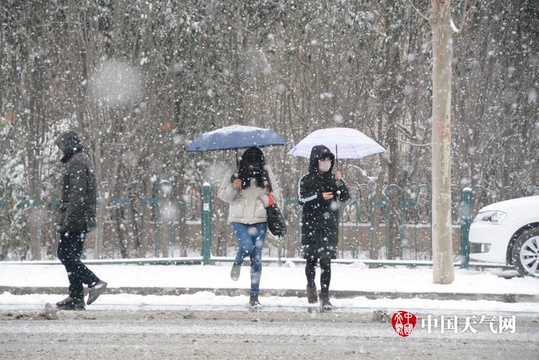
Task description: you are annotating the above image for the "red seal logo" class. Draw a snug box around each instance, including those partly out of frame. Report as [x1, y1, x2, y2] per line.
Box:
[391, 311, 417, 337]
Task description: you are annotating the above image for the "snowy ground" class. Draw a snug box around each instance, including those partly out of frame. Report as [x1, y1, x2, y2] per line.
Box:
[2, 261, 538, 359]
[3, 308, 539, 360]
[1, 261, 538, 316]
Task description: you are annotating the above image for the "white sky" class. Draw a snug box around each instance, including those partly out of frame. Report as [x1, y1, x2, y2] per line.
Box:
[1, 262, 538, 315]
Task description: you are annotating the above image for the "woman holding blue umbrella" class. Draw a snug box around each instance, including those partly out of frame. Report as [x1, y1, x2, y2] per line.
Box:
[217, 147, 281, 309]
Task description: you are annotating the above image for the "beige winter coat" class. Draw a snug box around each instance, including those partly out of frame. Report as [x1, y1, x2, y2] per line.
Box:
[217, 164, 280, 225]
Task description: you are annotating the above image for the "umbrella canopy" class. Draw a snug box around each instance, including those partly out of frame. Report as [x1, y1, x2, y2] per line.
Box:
[287, 127, 386, 159]
[186, 125, 286, 152]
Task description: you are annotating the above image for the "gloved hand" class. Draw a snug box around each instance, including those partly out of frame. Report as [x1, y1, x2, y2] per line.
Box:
[259, 194, 276, 208]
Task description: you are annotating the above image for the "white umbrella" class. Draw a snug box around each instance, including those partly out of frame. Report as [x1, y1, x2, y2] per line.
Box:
[287, 127, 386, 159]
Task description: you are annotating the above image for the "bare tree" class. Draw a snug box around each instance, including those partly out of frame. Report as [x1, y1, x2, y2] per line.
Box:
[1, 0, 537, 261]
[431, 0, 454, 284]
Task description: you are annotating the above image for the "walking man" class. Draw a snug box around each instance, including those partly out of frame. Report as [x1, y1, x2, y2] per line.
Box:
[55, 130, 107, 310]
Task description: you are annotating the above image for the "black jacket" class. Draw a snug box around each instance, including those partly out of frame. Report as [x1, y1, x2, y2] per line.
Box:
[55, 130, 97, 233]
[298, 145, 350, 249]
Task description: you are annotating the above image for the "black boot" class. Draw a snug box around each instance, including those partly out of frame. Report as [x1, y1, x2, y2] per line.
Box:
[306, 285, 318, 304]
[319, 292, 332, 310]
[56, 296, 85, 310]
[249, 294, 262, 309]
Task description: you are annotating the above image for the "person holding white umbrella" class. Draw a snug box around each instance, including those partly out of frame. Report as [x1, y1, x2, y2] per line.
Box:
[298, 145, 350, 310]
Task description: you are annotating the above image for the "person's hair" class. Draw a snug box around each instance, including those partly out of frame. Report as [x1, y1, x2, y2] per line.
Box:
[234, 147, 273, 192]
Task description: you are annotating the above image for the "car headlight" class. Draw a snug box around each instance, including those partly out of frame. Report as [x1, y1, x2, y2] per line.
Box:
[473, 210, 507, 225]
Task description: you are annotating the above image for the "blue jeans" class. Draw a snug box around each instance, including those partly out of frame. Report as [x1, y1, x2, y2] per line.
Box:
[232, 222, 267, 295]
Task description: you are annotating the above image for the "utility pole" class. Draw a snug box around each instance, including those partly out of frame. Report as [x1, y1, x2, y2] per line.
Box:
[431, 0, 455, 284]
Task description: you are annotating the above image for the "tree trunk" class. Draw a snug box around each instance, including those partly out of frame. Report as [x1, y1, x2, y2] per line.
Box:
[431, 0, 454, 284]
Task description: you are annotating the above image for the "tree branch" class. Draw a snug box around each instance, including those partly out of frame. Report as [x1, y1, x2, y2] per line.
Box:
[408, 0, 429, 22]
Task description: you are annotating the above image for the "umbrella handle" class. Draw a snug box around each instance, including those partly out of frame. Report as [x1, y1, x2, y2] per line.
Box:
[335, 144, 342, 190]
[335, 144, 338, 170]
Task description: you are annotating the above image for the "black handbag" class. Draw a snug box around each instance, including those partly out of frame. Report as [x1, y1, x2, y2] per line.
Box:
[266, 204, 287, 237]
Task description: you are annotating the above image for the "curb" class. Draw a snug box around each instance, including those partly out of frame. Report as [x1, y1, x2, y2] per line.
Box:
[1, 286, 538, 303]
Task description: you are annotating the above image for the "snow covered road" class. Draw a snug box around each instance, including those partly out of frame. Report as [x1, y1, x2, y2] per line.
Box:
[1, 309, 537, 360]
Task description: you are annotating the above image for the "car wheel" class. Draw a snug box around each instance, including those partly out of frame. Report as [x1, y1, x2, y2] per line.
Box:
[511, 227, 539, 278]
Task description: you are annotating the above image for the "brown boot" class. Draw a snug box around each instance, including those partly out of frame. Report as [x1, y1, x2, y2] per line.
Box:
[320, 292, 333, 310]
[306, 285, 318, 304]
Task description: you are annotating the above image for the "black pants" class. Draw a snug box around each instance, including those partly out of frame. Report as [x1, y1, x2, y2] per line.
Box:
[57, 231, 100, 300]
[305, 257, 331, 294]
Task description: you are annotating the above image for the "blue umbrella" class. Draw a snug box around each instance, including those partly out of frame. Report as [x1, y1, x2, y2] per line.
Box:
[186, 125, 286, 152]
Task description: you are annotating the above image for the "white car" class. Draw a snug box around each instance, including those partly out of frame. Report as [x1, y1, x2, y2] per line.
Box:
[469, 195, 539, 278]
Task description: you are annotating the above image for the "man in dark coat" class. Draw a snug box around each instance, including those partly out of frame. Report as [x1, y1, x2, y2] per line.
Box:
[54, 130, 107, 310]
[298, 145, 350, 310]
